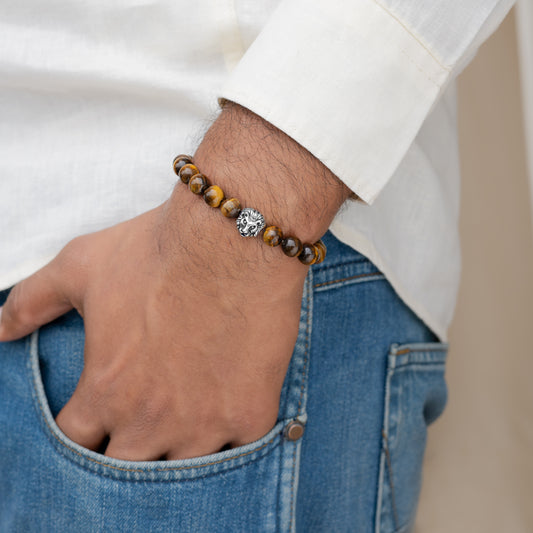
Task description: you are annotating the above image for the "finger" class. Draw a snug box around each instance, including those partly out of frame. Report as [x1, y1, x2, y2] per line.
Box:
[56, 387, 107, 452]
[0, 260, 74, 342]
[104, 435, 169, 462]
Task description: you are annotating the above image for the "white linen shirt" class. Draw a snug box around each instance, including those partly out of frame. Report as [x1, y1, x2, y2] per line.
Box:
[0, 0, 515, 341]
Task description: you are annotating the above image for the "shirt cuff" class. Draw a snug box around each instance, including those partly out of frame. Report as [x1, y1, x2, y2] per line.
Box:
[219, 0, 451, 205]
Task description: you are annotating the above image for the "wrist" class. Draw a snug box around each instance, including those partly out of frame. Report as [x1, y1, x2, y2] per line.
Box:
[156, 184, 309, 299]
[192, 102, 352, 243]
[160, 101, 352, 280]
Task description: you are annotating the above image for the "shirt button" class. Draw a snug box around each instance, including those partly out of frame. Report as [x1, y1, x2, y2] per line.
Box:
[284, 420, 305, 441]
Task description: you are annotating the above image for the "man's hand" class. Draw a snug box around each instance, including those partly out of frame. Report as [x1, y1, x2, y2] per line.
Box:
[0, 103, 352, 461]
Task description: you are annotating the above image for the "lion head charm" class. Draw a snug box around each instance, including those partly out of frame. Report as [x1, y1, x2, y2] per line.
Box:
[236, 207, 266, 237]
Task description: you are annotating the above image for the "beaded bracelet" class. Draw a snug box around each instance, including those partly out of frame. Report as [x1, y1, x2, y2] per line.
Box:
[172, 155, 326, 265]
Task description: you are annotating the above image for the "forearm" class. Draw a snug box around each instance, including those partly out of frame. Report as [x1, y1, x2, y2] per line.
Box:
[165, 102, 354, 273]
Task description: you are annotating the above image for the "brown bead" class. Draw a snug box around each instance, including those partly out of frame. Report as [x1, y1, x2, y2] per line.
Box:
[263, 226, 283, 246]
[172, 154, 193, 176]
[281, 236, 303, 257]
[189, 173, 210, 195]
[314, 240, 327, 264]
[220, 198, 242, 218]
[203, 185, 225, 207]
[178, 163, 199, 184]
[298, 243, 318, 265]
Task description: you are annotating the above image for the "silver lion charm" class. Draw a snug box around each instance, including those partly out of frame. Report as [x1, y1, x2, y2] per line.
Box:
[236, 207, 266, 237]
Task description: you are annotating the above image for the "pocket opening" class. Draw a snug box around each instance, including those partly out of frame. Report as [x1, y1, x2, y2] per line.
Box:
[28, 330, 292, 482]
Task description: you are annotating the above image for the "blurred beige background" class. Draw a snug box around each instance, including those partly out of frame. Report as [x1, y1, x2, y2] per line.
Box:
[415, 6, 533, 532]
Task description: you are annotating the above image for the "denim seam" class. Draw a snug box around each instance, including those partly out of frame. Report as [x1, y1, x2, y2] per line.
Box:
[313, 271, 383, 289]
[296, 276, 311, 417]
[288, 269, 312, 532]
[375, 359, 391, 533]
[288, 443, 298, 532]
[376, 352, 399, 533]
[382, 430, 401, 532]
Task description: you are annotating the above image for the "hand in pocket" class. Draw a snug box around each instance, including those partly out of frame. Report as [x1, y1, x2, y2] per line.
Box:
[0, 202, 306, 461]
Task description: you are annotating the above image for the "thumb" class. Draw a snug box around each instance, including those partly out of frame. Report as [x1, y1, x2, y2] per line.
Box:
[0, 255, 78, 342]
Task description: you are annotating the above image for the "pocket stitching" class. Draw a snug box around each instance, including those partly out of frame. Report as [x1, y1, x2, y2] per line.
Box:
[381, 429, 401, 532]
[313, 271, 383, 289]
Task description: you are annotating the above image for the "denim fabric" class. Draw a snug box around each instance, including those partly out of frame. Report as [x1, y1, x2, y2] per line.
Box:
[0, 230, 448, 532]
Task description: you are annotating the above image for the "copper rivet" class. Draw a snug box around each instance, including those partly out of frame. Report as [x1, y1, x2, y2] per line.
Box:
[284, 420, 305, 441]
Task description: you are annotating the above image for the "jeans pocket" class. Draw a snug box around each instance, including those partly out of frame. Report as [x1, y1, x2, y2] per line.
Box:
[6, 273, 315, 533]
[375, 342, 449, 533]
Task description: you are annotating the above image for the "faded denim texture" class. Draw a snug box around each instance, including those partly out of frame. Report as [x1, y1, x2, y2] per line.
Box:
[0, 230, 448, 532]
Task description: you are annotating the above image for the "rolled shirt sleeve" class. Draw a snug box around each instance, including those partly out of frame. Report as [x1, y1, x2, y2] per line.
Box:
[219, 0, 515, 204]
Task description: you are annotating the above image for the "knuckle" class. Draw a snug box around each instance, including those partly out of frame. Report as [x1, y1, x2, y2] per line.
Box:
[57, 235, 89, 271]
[142, 392, 171, 418]
[59, 409, 96, 439]
[61, 234, 87, 255]
[83, 370, 116, 408]
[105, 441, 143, 462]
[133, 391, 173, 432]
[85, 378, 106, 406]
[83, 368, 171, 431]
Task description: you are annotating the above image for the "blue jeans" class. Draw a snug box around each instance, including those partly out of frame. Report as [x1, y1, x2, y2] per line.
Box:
[0, 230, 448, 532]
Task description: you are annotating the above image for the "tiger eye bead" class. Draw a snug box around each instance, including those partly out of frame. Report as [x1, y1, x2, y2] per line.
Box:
[188, 173, 210, 194]
[298, 243, 318, 265]
[263, 226, 283, 246]
[173, 154, 193, 176]
[203, 185, 225, 207]
[314, 240, 327, 264]
[220, 198, 242, 218]
[178, 163, 199, 184]
[281, 236, 303, 257]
